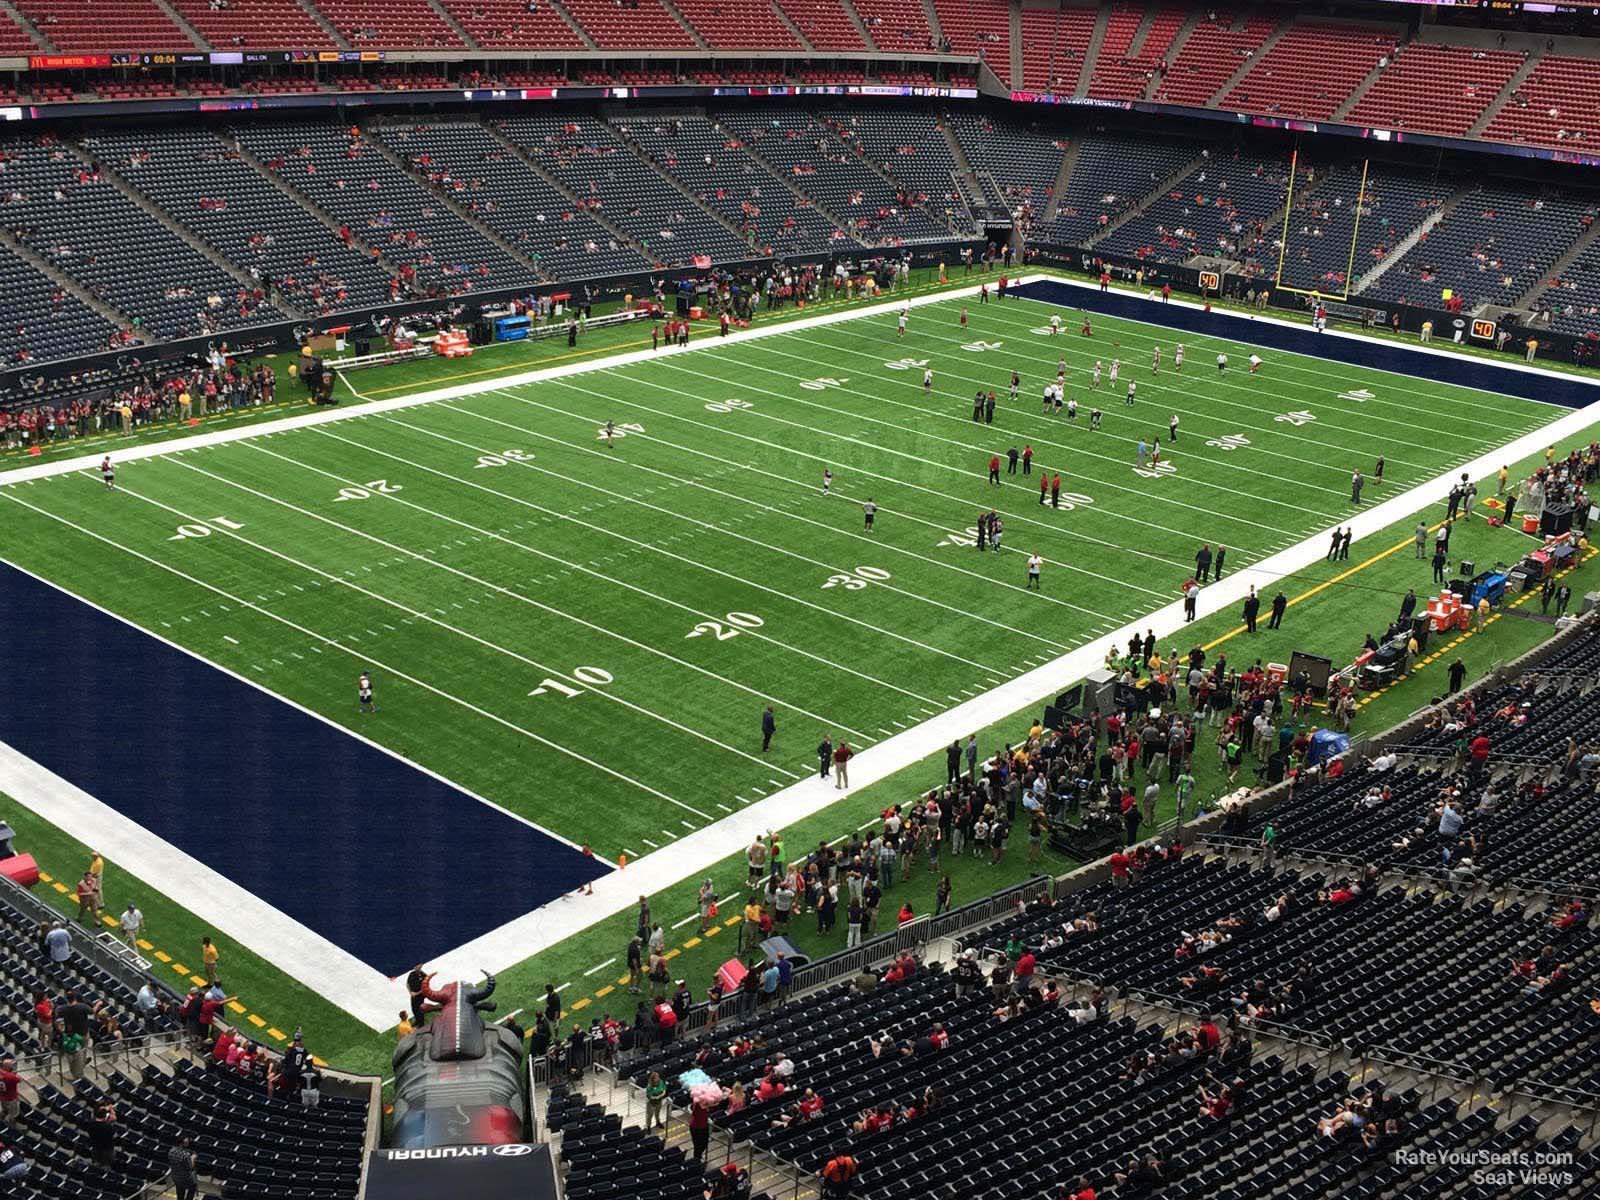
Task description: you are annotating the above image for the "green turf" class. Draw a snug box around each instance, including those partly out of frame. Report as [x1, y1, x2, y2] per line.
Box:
[1, 281, 1595, 1073]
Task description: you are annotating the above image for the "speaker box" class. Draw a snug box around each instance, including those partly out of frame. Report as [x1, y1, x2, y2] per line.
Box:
[1042, 706, 1063, 730]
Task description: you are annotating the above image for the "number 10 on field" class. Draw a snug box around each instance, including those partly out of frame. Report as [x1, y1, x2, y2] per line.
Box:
[529, 666, 613, 699]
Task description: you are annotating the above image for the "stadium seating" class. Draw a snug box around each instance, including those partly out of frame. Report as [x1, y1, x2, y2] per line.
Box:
[1364, 185, 1596, 310]
[616, 949, 1581, 1199]
[87, 127, 396, 315]
[1346, 42, 1526, 138]
[1221, 24, 1396, 121]
[1482, 54, 1600, 151]
[1273, 163, 1451, 297]
[372, 118, 649, 281]
[1536, 231, 1600, 339]
[0, 243, 122, 368]
[167, 0, 337, 49]
[12, 0, 198, 52]
[673, 0, 799, 50]
[945, 111, 1065, 212]
[931, 0, 1010, 84]
[498, 114, 750, 268]
[614, 113, 849, 256]
[0, 135, 282, 339]
[1036, 133, 1196, 246]
[1017, 2, 1095, 94]
[973, 851, 1598, 1095]
[0, 9, 39, 52]
[1153, 10, 1277, 109]
[818, 108, 977, 235]
[558, 0, 697, 48]
[435, 0, 587, 49]
[234, 120, 539, 294]
[314, 0, 465, 47]
[775, 0, 864, 51]
[851, 0, 934, 52]
[549, 1087, 775, 1200]
[716, 109, 953, 244]
[1095, 149, 1294, 266]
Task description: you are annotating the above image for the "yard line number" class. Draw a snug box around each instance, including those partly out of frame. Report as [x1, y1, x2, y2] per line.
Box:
[168, 516, 245, 541]
[705, 398, 755, 414]
[685, 611, 765, 641]
[529, 666, 614, 699]
[333, 479, 403, 502]
[798, 377, 848, 391]
[474, 449, 535, 468]
[821, 566, 892, 590]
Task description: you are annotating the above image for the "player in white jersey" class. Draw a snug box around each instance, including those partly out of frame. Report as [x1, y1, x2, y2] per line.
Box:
[1026, 553, 1042, 589]
[1152, 346, 1161, 374]
[1169, 413, 1180, 442]
[101, 456, 115, 489]
[897, 310, 907, 337]
[1174, 343, 1185, 371]
[1066, 395, 1078, 420]
[1091, 361, 1102, 388]
[1126, 380, 1136, 406]
[1249, 354, 1262, 374]
[358, 672, 376, 713]
[923, 367, 933, 393]
[1109, 360, 1120, 384]
[821, 468, 833, 496]
[1042, 383, 1055, 414]
[1217, 352, 1228, 372]
[1049, 314, 1061, 335]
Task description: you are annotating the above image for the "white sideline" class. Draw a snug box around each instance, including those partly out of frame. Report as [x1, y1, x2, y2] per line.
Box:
[4, 273, 1600, 1030]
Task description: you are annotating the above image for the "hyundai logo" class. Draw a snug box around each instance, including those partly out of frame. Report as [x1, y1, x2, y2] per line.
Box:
[493, 1144, 534, 1157]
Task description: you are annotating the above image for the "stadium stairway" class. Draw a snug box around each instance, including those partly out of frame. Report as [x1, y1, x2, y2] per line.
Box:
[1511, 214, 1600, 312]
[360, 117, 548, 280]
[480, 121, 663, 269]
[0, 0, 48, 50]
[1467, 50, 1546, 139]
[1204, 10, 1293, 108]
[224, 130, 407, 292]
[707, 116, 866, 247]
[1349, 185, 1469, 296]
[599, 116, 760, 251]
[77, 137, 307, 320]
[423, 0, 479, 47]
[1, 235, 137, 337]
[148, 0, 209, 50]
[1078, 150, 1207, 250]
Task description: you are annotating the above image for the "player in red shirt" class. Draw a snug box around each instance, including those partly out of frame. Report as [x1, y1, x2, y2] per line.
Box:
[988, 454, 1001, 485]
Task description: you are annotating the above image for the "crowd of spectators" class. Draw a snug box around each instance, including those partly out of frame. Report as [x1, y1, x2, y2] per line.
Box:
[0, 357, 277, 450]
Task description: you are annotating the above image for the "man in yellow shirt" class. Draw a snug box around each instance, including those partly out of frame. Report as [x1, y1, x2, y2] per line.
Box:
[201, 936, 220, 985]
[741, 898, 763, 954]
[1497, 465, 1509, 495]
[396, 1012, 415, 1040]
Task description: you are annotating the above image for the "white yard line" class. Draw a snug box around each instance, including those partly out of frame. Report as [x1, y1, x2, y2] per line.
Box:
[3, 275, 1597, 1032]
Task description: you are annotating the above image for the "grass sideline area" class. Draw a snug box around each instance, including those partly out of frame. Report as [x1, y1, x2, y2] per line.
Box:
[1, 274, 1595, 1078]
[1, 266, 969, 469]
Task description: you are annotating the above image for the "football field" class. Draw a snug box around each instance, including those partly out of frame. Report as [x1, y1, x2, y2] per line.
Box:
[0, 278, 1580, 1024]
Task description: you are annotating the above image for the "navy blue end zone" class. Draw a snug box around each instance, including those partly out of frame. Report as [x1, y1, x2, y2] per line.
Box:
[1013, 278, 1600, 410]
[0, 561, 607, 977]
